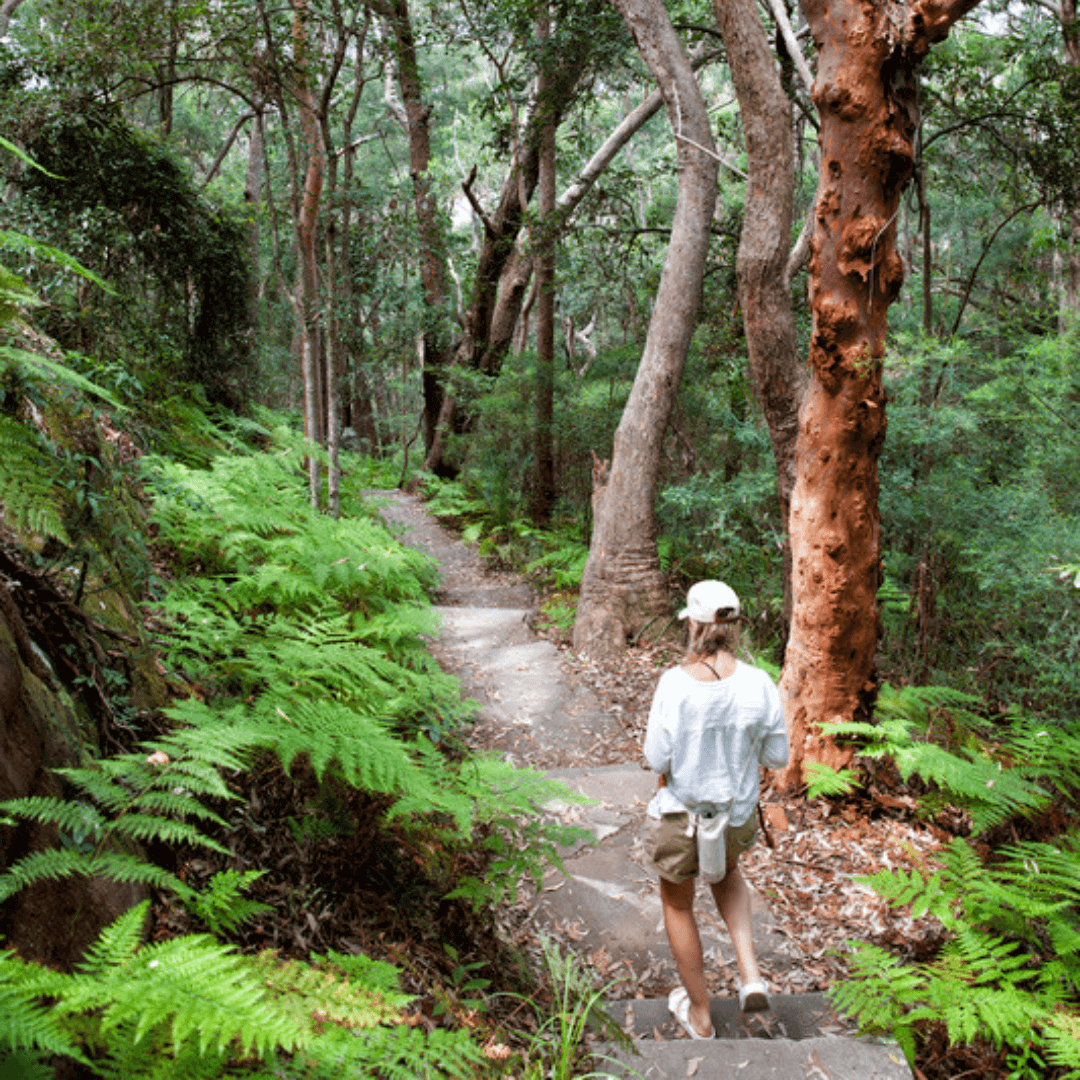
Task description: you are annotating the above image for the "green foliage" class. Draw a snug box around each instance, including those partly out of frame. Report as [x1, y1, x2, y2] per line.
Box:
[822, 684, 1074, 833]
[0, 413, 69, 542]
[11, 103, 253, 406]
[832, 836, 1080, 1074]
[188, 870, 272, 937]
[832, 682, 1080, 1075]
[803, 762, 861, 800]
[430, 755, 591, 908]
[0, 900, 484, 1079]
[0, 714, 265, 904]
[878, 331, 1079, 713]
[508, 934, 630, 1080]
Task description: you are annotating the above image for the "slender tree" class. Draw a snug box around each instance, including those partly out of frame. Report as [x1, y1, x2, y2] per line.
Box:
[532, 8, 557, 526]
[572, 0, 718, 659]
[711, 0, 809, 637]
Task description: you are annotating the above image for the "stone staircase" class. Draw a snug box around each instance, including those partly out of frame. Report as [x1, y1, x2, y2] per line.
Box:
[374, 492, 913, 1080]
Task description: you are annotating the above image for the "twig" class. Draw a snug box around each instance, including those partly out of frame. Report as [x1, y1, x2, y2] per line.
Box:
[764, 0, 815, 96]
[868, 205, 902, 312]
[672, 86, 747, 179]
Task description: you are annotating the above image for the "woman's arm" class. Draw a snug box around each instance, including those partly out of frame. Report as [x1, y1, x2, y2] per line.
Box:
[758, 674, 790, 770]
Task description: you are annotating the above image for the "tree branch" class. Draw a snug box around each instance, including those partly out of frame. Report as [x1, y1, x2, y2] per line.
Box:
[906, 0, 986, 56]
[462, 164, 498, 239]
[202, 109, 256, 187]
[763, 0, 815, 96]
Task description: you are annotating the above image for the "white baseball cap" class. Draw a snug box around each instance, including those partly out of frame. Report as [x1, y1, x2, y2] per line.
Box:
[678, 580, 741, 623]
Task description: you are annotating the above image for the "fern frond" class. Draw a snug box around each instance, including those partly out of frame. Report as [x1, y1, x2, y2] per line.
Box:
[256, 696, 428, 793]
[253, 950, 410, 1035]
[77, 900, 148, 974]
[804, 761, 862, 798]
[185, 870, 271, 936]
[0, 952, 84, 1062]
[0, 345, 119, 405]
[57, 917, 305, 1059]
[0, 415, 69, 542]
[0, 796, 105, 836]
[108, 813, 228, 853]
[0, 849, 191, 904]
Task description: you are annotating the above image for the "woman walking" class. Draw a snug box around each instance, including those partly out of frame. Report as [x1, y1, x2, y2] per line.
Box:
[644, 580, 789, 1040]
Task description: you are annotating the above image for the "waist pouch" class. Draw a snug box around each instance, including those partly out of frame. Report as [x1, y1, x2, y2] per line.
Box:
[692, 806, 730, 884]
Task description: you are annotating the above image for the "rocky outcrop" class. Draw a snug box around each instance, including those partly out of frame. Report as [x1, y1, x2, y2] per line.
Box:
[0, 604, 145, 968]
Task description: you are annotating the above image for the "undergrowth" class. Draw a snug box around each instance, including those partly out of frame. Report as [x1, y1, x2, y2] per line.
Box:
[0, 413, 591, 1077]
[817, 684, 1080, 1078]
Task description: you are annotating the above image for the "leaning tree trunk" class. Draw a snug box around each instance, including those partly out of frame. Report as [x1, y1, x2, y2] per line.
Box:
[778, 0, 982, 788]
[572, 0, 718, 660]
[711, 0, 807, 640]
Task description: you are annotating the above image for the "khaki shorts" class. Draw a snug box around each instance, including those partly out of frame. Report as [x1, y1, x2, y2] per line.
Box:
[645, 812, 757, 885]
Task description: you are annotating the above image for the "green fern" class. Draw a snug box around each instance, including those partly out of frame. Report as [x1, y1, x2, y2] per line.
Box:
[804, 761, 862, 799]
[0, 899, 489, 1080]
[0, 715, 270, 905]
[824, 684, 1052, 833]
[0, 414, 70, 542]
[837, 835, 1080, 1072]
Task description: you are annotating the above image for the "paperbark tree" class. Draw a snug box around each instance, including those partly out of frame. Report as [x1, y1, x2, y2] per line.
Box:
[572, 0, 718, 659]
[711, 0, 808, 636]
[778, 0, 983, 787]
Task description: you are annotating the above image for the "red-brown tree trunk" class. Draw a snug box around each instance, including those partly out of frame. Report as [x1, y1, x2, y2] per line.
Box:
[778, 0, 982, 787]
[573, 0, 718, 659]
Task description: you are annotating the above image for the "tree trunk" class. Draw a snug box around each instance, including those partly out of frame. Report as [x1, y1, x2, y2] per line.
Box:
[379, 0, 453, 464]
[711, 0, 807, 641]
[572, 0, 719, 660]
[290, 0, 326, 506]
[778, 0, 982, 788]
[481, 52, 715, 388]
[1063, 0, 1080, 330]
[532, 10, 557, 527]
[244, 110, 265, 332]
[422, 37, 594, 475]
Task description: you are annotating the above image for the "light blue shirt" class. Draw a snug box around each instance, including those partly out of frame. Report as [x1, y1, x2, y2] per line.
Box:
[644, 661, 789, 827]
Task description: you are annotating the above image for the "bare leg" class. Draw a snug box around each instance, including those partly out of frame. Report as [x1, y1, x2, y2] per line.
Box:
[659, 876, 714, 1037]
[709, 857, 762, 986]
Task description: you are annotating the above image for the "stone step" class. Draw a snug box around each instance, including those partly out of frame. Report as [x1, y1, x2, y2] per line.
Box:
[612, 991, 844, 1041]
[595, 994, 912, 1079]
[599, 1033, 912, 1079]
